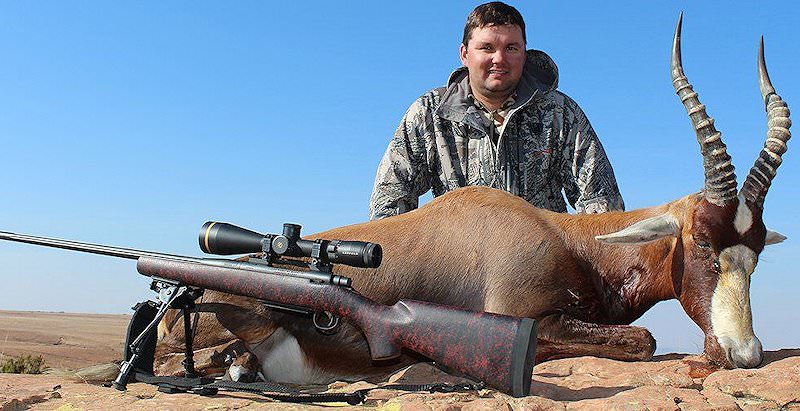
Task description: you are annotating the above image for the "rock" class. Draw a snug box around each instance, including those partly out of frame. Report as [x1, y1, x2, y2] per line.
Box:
[701, 349, 800, 410]
[2, 349, 798, 410]
[72, 362, 122, 382]
[565, 386, 709, 410]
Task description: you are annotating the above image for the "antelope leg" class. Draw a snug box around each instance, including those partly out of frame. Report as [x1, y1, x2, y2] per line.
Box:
[154, 339, 254, 377]
[534, 313, 656, 363]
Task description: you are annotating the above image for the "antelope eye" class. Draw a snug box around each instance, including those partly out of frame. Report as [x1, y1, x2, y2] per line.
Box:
[695, 238, 711, 249]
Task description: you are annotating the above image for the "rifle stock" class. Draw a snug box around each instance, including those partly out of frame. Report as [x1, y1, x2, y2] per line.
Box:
[137, 256, 536, 397]
[377, 300, 537, 397]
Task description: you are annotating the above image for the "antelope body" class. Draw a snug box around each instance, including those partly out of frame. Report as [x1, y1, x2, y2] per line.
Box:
[155, 17, 790, 383]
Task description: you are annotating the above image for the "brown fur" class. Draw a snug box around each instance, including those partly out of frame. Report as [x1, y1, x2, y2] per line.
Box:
[156, 185, 773, 382]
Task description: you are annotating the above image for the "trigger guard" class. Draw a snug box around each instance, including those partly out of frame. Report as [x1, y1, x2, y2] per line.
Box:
[312, 311, 340, 334]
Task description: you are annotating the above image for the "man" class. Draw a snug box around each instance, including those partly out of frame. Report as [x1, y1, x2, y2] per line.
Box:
[369, 2, 624, 220]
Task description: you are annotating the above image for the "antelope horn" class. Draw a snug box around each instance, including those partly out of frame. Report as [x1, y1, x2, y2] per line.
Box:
[671, 13, 737, 206]
[739, 37, 792, 208]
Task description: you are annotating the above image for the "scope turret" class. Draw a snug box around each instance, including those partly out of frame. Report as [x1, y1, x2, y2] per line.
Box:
[199, 221, 382, 269]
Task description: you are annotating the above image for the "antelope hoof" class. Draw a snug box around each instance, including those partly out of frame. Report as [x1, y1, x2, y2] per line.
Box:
[223, 351, 261, 382]
[616, 326, 656, 361]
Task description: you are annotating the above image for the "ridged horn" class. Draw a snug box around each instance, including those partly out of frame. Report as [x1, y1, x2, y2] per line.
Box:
[739, 37, 792, 208]
[671, 13, 738, 206]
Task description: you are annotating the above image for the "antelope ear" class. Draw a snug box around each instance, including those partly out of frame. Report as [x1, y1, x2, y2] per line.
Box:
[765, 229, 787, 246]
[595, 214, 681, 244]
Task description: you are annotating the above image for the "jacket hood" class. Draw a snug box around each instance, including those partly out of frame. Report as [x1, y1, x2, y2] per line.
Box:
[436, 50, 559, 125]
[446, 49, 559, 92]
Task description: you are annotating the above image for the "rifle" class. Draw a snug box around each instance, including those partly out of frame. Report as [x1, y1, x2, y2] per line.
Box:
[0, 222, 537, 397]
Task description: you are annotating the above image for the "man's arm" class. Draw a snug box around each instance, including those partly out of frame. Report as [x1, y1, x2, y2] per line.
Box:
[559, 97, 625, 214]
[369, 98, 433, 220]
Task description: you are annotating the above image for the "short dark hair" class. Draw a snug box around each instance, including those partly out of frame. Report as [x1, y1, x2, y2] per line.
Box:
[462, 2, 526, 47]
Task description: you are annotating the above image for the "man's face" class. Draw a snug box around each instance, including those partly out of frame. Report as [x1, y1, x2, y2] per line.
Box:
[459, 24, 526, 102]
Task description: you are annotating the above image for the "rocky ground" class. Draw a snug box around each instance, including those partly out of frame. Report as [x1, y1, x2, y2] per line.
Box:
[1, 310, 798, 410]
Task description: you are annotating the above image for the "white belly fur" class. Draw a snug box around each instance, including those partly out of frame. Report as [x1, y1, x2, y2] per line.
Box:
[249, 328, 339, 384]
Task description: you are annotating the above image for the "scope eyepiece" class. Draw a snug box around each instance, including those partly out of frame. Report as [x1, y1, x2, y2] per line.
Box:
[199, 221, 382, 268]
[327, 240, 382, 268]
[289, 239, 382, 268]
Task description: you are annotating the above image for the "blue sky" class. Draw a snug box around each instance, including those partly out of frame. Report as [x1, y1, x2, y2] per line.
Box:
[0, 2, 797, 355]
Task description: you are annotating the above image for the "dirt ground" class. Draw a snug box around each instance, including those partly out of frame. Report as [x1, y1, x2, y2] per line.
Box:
[1, 310, 798, 410]
[0, 310, 129, 370]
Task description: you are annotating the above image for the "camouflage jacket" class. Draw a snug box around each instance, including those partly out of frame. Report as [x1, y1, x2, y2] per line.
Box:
[369, 50, 624, 220]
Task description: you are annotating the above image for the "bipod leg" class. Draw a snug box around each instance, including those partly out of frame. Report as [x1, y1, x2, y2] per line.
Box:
[113, 284, 189, 391]
[181, 302, 197, 378]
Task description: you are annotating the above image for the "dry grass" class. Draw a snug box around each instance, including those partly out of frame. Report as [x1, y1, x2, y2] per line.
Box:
[1, 354, 48, 374]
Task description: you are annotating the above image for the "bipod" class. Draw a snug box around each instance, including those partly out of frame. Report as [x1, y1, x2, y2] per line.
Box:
[112, 281, 204, 390]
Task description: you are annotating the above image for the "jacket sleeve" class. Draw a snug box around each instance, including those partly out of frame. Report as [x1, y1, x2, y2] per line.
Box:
[560, 98, 625, 214]
[368, 98, 433, 220]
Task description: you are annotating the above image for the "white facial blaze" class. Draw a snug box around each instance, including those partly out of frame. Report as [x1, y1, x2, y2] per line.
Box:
[710, 244, 763, 368]
[733, 195, 753, 235]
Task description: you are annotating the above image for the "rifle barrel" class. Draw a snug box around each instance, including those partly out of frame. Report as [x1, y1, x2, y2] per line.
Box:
[0, 230, 351, 286]
[0, 230, 186, 260]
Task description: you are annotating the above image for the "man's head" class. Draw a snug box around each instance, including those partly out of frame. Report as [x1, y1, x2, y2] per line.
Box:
[462, 2, 526, 48]
[459, 2, 527, 108]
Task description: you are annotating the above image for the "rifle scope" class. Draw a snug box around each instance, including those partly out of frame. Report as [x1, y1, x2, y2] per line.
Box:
[199, 221, 382, 269]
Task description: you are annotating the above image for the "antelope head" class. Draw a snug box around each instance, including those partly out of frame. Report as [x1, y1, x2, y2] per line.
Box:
[596, 15, 791, 368]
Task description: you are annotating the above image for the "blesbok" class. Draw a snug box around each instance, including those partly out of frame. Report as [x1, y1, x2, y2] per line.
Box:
[156, 17, 790, 383]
